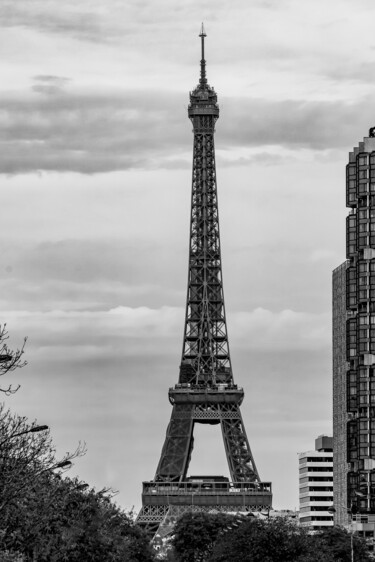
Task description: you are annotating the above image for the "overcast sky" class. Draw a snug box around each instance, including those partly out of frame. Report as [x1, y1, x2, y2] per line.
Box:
[1, 0, 374, 512]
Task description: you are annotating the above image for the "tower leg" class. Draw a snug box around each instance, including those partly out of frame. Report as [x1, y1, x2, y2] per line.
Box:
[155, 405, 194, 481]
[221, 406, 259, 482]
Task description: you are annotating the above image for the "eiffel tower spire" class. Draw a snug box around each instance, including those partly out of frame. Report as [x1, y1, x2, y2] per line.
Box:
[199, 23, 207, 86]
[137, 28, 272, 542]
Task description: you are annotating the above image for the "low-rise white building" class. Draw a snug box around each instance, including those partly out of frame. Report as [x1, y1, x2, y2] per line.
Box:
[298, 435, 334, 531]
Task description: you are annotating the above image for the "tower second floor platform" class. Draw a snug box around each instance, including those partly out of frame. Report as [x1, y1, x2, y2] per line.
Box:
[169, 383, 244, 406]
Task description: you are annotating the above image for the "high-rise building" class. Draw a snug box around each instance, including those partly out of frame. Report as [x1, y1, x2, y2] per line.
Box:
[136, 27, 272, 542]
[333, 261, 349, 526]
[333, 131, 375, 543]
[298, 435, 334, 531]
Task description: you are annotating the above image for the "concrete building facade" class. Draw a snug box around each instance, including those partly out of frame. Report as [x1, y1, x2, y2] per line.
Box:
[298, 435, 334, 531]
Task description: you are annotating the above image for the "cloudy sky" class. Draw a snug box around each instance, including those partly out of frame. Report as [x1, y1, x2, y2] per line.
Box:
[1, 0, 375, 512]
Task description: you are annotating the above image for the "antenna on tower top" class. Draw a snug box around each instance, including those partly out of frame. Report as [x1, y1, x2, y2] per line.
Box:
[199, 23, 207, 86]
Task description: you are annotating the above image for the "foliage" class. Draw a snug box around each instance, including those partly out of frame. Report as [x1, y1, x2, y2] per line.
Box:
[169, 512, 372, 562]
[299, 526, 372, 562]
[171, 512, 241, 562]
[7, 480, 153, 561]
[0, 405, 153, 561]
[0, 403, 85, 515]
[209, 516, 308, 562]
[0, 552, 24, 562]
[0, 325, 27, 395]
[1, 476, 154, 561]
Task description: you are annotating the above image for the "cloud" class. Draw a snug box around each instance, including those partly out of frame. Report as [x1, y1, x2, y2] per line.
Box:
[0, 87, 189, 174]
[308, 249, 337, 263]
[219, 96, 375, 151]
[217, 151, 291, 167]
[32, 75, 71, 96]
[0, 1, 111, 43]
[230, 307, 330, 351]
[0, 239, 186, 312]
[0, 83, 373, 175]
[4, 305, 329, 361]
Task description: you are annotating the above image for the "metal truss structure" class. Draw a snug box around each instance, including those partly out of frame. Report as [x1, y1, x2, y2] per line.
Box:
[139, 501, 270, 541]
[137, 25, 272, 541]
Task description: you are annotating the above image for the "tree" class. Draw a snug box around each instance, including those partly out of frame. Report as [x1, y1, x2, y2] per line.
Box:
[2, 476, 154, 561]
[210, 517, 371, 562]
[0, 406, 154, 561]
[301, 526, 371, 562]
[169, 511, 373, 562]
[0, 552, 24, 562]
[0, 404, 85, 556]
[0, 404, 85, 517]
[209, 516, 309, 562]
[171, 512, 244, 562]
[0, 325, 27, 395]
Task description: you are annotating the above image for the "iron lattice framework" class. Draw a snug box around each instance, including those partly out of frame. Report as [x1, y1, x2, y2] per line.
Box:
[137, 26, 272, 541]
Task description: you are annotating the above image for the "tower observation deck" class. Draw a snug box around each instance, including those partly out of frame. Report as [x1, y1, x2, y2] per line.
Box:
[136, 25, 272, 541]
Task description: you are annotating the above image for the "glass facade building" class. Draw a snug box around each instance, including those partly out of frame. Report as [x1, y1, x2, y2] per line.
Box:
[333, 261, 349, 526]
[333, 133, 375, 547]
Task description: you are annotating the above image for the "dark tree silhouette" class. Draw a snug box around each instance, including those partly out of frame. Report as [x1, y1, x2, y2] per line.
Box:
[0, 325, 27, 395]
[168, 512, 372, 562]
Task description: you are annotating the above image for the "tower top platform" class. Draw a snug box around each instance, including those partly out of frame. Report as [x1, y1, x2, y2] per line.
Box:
[188, 25, 219, 121]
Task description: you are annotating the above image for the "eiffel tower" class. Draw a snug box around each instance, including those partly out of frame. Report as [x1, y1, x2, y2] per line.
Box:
[137, 25, 272, 541]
